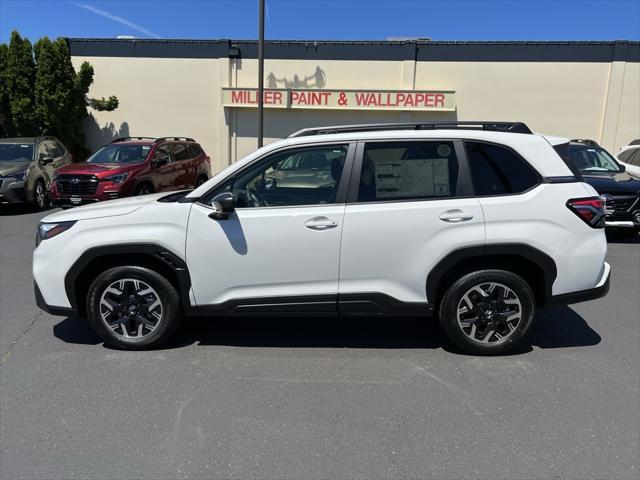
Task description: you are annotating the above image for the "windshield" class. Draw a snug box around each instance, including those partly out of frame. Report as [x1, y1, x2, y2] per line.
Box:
[86, 144, 152, 164]
[0, 144, 35, 162]
[569, 144, 622, 173]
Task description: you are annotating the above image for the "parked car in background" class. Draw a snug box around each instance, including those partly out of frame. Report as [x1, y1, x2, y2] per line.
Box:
[0, 137, 72, 210]
[616, 139, 640, 177]
[34, 122, 610, 355]
[567, 139, 640, 235]
[48, 137, 211, 208]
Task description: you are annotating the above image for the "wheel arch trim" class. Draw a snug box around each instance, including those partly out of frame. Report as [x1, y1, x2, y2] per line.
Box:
[64, 243, 197, 316]
[426, 243, 557, 306]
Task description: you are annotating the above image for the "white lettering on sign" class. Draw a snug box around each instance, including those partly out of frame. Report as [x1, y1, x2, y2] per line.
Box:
[222, 88, 456, 111]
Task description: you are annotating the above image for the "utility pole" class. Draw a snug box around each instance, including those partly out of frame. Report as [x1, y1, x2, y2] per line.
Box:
[257, 0, 265, 148]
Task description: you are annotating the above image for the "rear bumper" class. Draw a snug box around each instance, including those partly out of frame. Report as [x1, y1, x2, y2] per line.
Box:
[34, 281, 77, 317]
[548, 262, 611, 306]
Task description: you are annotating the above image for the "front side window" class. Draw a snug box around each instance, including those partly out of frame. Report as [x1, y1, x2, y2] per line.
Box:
[229, 145, 348, 208]
[466, 142, 539, 196]
[86, 144, 153, 164]
[627, 150, 640, 167]
[357, 141, 458, 202]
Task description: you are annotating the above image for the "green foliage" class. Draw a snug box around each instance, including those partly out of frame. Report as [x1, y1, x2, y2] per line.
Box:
[0, 31, 118, 157]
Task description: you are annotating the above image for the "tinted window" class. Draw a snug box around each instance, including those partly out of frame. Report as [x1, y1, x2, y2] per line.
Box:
[43, 141, 59, 158]
[187, 144, 203, 158]
[357, 141, 458, 202]
[627, 150, 640, 167]
[229, 145, 348, 208]
[171, 143, 191, 162]
[466, 142, 539, 196]
[55, 141, 66, 155]
[154, 145, 172, 164]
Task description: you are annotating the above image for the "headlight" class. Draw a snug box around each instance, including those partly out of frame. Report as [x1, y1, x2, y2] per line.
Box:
[35, 221, 77, 246]
[104, 172, 129, 184]
[9, 170, 28, 181]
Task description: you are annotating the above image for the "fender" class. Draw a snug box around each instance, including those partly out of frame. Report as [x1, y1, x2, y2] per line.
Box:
[426, 243, 557, 305]
[64, 243, 196, 316]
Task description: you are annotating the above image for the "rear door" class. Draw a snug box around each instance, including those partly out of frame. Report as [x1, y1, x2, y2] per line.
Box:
[338, 139, 485, 307]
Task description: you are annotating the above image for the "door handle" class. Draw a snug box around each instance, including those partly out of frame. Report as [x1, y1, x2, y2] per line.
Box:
[305, 216, 338, 230]
[439, 209, 474, 223]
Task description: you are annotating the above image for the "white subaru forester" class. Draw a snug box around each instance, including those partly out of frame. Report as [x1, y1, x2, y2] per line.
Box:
[33, 122, 610, 355]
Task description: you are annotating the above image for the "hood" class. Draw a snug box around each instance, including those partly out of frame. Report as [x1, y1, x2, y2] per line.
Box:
[581, 170, 640, 195]
[42, 192, 169, 222]
[56, 162, 142, 177]
[0, 161, 32, 177]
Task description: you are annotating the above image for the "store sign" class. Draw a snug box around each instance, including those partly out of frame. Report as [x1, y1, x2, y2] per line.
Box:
[222, 88, 455, 111]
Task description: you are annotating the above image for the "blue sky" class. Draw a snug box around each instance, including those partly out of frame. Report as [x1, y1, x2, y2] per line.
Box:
[1, 0, 639, 43]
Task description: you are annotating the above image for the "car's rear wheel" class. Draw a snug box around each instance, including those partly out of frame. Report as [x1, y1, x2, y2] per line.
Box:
[438, 270, 535, 355]
[86, 266, 181, 349]
[33, 179, 46, 210]
[135, 183, 153, 196]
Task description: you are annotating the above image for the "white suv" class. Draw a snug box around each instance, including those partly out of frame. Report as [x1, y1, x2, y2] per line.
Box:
[33, 122, 611, 355]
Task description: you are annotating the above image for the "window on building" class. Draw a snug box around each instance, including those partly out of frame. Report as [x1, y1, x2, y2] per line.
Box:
[357, 141, 459, 202]
[229, 145, 348, 208]
[466, 142, 539, 196]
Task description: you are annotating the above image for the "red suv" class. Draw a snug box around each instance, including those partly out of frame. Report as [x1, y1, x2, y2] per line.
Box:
[49, 137, 211, 207]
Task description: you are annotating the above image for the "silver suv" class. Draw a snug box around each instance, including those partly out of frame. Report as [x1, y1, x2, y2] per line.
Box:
[0, 137, 72, 209]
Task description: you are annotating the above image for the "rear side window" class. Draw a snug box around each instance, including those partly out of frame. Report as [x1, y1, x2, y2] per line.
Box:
[171, 143, 191, 162]
[466, 142, 539, 196]
[187, 144, 203, 158]
[357, 141, 459, 202]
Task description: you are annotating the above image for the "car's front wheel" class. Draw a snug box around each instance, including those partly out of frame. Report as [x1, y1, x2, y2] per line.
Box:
[86, 266, 181, 349]
[33, 179, 47, 210]
[438, 270, 535, 355]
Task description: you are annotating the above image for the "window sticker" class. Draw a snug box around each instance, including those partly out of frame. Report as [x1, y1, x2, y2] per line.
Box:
[374, 158, 450, 198]
[437, 143, 452, 157]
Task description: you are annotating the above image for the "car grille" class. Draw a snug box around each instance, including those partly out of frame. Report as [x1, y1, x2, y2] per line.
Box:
[604, 194, 639, 218]
[56, 174, 99, 196]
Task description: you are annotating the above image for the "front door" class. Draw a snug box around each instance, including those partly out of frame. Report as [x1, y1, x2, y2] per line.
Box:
[186, 143, 354, 311]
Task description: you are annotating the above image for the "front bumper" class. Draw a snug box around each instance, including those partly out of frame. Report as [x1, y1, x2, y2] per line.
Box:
[548, 262, 611, 306]
[34, 281, 77, 317]
[0, 178, 29, 204]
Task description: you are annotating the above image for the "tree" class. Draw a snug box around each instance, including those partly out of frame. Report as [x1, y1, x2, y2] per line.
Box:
[5, 31, 36, 136]
[0, 31, 118, 157]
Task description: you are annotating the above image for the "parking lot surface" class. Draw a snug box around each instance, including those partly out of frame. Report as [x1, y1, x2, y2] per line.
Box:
[1, 206, 639, 480]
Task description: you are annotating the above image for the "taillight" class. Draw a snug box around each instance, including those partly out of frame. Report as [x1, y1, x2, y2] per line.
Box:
[566, 196, 606, 228]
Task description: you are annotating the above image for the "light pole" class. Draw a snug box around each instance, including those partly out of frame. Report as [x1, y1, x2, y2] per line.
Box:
[257, 0, 265, 148]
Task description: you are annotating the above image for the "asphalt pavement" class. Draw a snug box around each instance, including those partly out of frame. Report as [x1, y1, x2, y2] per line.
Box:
[1, 205, 638, 480]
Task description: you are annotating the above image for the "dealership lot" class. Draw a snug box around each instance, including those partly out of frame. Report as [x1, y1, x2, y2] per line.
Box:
[1, 208, 638, 479]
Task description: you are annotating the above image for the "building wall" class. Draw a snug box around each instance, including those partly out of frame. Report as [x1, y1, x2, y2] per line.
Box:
[71, 40, 640, 174]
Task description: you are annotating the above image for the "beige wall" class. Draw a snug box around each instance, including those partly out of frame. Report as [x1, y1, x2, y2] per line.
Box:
[75, 54, 640, 174]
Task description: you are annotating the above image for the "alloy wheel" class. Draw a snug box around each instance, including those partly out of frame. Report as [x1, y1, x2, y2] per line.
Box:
[456, 282, 522, 345]
[35, 182, 45, 209]
[99, 278, 163, 338]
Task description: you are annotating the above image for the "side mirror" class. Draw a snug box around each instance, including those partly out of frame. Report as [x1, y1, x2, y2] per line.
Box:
[208, 192, 235, 220]
[619, 164, 626, 172]
[40, 155, 54, 165]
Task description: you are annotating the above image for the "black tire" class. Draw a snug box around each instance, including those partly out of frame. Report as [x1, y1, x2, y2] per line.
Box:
[438, 269, 535, 355]
[33, 179, 47, 210]
[195, 175, 207, 188]
[135, 183, 154, 196]
[86, 266, 181, 349]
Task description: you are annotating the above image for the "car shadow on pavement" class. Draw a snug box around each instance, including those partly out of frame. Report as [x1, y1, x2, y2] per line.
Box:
[53, 305, 601, 354]
[0, 204, 55, 216]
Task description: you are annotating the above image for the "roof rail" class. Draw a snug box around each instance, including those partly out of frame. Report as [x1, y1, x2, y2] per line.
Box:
[111, 136, 157, 143]
[288, 122, 532, 138]
[155, 137, 196, 143]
